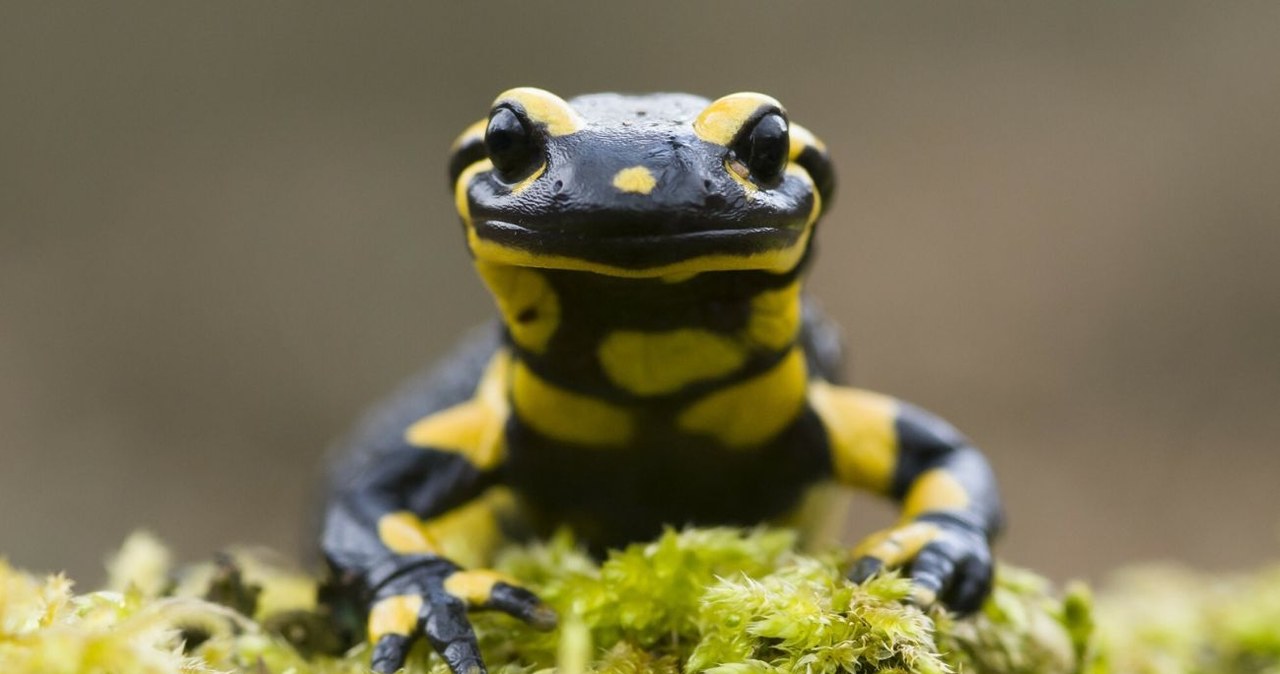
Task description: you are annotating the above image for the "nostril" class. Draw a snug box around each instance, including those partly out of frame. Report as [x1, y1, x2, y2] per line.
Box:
[552, 179, 564, 193]
[703, 179, 713, 191]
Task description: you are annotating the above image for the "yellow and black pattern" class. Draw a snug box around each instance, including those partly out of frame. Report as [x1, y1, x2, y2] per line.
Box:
[321, 88, 1001, 674]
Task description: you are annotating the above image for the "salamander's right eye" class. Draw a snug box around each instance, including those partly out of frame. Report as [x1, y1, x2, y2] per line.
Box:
[486, 107, 540, 181]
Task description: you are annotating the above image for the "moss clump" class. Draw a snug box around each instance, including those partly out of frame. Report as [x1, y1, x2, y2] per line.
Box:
[0, 528, 1094, 674]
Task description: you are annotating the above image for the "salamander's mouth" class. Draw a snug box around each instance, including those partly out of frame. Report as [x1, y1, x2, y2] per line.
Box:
[471, 219, 807, 274]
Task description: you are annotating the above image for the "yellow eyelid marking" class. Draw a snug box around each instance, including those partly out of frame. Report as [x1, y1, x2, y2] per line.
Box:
[494, 87, 585, 137]
[598, 329, 747, 396]
[612, 166, 657, 194]
[455, 159, 492, 225]
[808, 383, 898, 493]
[404, 350, 512, 470]
[902, 468, 972, 522]
[693, 92, 783, 146]
[451, 118, 487, 151]
[787, 122, 826, 160]
[368, 594, 423, 642]
[677, 348, 807, 447]
[443, 569, 518, 606]
[511, 362, 633, 446]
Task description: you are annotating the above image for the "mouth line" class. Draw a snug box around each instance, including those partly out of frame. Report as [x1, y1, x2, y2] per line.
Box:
[474, 219, 802, 245]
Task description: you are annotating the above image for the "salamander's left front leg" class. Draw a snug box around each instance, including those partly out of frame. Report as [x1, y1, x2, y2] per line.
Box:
[809, 383, 1004, 614]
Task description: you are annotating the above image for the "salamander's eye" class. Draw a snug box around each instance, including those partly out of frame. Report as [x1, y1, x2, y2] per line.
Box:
[734, 112, 789, 183]
[486, 107, 540, 180]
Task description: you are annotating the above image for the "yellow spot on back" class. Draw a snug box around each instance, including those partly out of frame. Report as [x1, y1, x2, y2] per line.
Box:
[808, 383, 899, 493]
[512, 362, 633, 446]
[746, 281, 802, 350]
[378, 511, 441, 555]
[677, 348, 807, 447]
[405, 350, 512, 469]
[902, 468, 972, 521]
[494, 87, 585, 137]
[611, 166, 657, 194]
[474, 262, 560, 354]
[598, 329, 747, 396]
[693, 92, 782, 146]
[368, 594, 422, 642]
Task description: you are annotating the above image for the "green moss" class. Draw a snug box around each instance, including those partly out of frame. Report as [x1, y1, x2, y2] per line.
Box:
[2, 528, 1276, 674]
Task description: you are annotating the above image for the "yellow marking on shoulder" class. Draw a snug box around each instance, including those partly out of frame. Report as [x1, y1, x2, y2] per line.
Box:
[693, 92, 783, 146]
[611, 165, 657, 194]
[746, 281, 802, 350]
[677, 347, 807, 447]
[376, 488, 514, 568]
[512, 361, 633, 446]
[494, 87, 585, 137]
[787, 122, 826, 160]
[404, 350, 512, 470]
[598, 328, 747, 396]
[902, 468, 972, 521]
[443, 569, 518, 606]
[474, 262, 560, 354]
[451, 118, 487, 152]
[466, 220, 813, 278]
[368, 594, 423, 642]
[807, 383, 898, 493]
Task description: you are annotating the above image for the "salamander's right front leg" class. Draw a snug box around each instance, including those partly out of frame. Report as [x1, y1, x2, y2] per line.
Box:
[322, 445, 555, 674]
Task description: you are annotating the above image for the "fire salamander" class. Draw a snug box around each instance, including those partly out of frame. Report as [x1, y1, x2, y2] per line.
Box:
[321, 88, 1003, 674]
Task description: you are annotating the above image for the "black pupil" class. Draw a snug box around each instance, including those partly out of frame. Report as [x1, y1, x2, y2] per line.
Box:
[745, 113, 788, 181]
[486, 108, 534, 176]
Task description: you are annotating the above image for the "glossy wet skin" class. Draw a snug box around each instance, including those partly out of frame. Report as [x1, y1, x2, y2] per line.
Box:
[450, 89, 835, 276]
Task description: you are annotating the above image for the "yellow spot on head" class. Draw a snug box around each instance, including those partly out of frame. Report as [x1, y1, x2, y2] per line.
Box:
[512, 362, 634, 446]
[678, 348, 808, 447]
[494, 87, 585, 137]
[368, 594, 423, 642]
[808, 383, 899, 493]
[598, 329, 746, 396]
[693, 92, 783, 146]
[611, 166, 657, 194]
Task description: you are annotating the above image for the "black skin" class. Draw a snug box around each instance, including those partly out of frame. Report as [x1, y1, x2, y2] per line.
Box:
[321, 90, 1003, 674]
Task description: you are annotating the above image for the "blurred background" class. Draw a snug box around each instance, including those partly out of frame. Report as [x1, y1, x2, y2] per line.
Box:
[2, 2, 1277, 586]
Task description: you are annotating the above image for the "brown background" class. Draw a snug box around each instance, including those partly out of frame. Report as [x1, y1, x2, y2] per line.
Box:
[2, 2, 1278, 586]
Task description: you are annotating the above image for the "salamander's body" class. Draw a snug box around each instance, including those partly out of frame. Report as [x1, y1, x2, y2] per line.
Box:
[321, 89, 1003, 674]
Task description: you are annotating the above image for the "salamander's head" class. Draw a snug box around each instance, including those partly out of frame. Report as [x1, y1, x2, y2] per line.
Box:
[449, 88, 835, 279]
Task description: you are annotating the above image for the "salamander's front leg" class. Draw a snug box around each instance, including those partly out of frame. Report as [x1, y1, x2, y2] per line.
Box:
[323, 350, 556, 674]
[324, 445, 555, 674]
[809, 383, 1003, 614]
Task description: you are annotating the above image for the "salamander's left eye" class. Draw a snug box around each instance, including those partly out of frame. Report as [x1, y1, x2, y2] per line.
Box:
[486, 106, 540, 180]
[734, 112, 789, 183]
